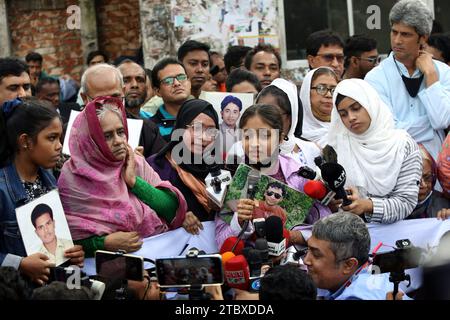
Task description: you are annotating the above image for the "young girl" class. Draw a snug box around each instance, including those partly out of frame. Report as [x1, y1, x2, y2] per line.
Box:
[0, 98, 84, 286]
[256, 78, 322, 169]
[328, 79, 422, 223]
[215, 104, 331, 248]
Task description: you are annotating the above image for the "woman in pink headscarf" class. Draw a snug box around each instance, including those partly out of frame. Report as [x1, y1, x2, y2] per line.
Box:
[58, 96, 188, 257]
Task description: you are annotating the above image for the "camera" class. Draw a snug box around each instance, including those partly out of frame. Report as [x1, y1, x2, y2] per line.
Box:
[372, 239, 424, 274]
[155, 254, 224, 288]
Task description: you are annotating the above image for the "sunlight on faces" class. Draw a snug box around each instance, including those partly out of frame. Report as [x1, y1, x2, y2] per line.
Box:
[257, 94, 291, 137]
[34, 213, 56, 245]
[303, 236, 355, 291]
[242, 115, 281, 165]
[221, 103, 241, 128]
[25, 117, 63, 169]
[336, 97, 371, 135]
[310, 74, 338, 120]
[99, 109, 127, 161]
[182, 113, 218, 156]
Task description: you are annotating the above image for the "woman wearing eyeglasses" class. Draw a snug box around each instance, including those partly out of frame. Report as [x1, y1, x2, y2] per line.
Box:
[147, 99, 221, 229]
[300, 67, 339, 148]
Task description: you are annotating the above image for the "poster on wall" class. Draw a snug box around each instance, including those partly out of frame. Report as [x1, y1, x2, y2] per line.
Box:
[170, 0, 279, 53]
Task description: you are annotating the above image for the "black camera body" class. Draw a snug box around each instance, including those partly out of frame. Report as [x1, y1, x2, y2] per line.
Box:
[372, 239, 423, 274]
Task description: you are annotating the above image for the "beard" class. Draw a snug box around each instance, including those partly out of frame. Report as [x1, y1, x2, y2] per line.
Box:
[125, 94, 146, 109]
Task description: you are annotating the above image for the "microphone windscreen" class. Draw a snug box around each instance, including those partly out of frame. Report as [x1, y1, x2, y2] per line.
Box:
[224, 255, 250, 290]
[320, 162, 346, 190]
[221, 251, 236, 267]
[304, 180, 327, 199]
[220, 237, 244, 255]
[255, 238, 268, 251]
[265, 216, 284, 243]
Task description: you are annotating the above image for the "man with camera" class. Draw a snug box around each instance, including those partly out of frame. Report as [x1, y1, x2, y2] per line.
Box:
[302, 213, 411, 300]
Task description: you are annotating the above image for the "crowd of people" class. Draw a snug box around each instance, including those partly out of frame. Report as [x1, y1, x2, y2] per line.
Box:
[1, 0, 450, 301]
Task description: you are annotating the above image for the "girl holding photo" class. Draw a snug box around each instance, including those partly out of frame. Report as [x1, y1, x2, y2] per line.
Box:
[216, 104, 331, 248]
[0, 98, 84, 286]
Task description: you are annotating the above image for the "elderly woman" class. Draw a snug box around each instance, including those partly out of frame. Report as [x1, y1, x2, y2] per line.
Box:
[300, 67, 339, 148]
[327, 79, 422, 224]
[58, 96, 188, 257]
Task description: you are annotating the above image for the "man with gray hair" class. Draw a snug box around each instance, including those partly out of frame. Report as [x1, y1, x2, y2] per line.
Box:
[365, 0, 450, 166]
[303, 213, 411, 300]
[80, 63, 166, 157]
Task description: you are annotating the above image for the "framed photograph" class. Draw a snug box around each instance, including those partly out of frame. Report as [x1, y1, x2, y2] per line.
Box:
[220, 164, 314, 229]
[15, 190, 74, 266]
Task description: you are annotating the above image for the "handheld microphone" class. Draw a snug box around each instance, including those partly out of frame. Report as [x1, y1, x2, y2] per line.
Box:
[224, 255, 250, 290]
[221, 251, 236, 268]
[320, 162, 352, 206]
[255, 238, 269, 264]
[220, 236, 245, 255]
[303, 180, 336, 206]
[237, 170, 261, 240]
[253, 218, 266, 238]
[265, 216, 286, 257]
[205, 169, 233, 208]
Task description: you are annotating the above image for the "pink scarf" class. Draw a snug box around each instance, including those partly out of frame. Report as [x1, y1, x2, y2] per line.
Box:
[58, 96, 187, 240]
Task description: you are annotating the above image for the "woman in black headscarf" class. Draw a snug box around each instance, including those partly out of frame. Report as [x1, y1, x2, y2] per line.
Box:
[147, 99, 221, 228]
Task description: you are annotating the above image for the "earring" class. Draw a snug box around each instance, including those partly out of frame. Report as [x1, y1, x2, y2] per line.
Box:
[23, 145, 28, 149]
[283, 135, 289, 141]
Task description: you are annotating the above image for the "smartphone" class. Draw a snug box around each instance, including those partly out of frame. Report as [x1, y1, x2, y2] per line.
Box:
[155, 254, 224, 288]
[95, 250, 144, 281]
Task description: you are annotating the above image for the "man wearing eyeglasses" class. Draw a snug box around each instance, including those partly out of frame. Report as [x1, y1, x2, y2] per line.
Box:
[253, 182, 288, 226]
[343, 35, 380, 80]
[150, 57, 192, 141]
[365, 0, 450, 167]
[306, 30, 345, 80]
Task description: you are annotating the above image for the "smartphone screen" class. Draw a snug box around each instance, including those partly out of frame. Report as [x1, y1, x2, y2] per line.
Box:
[155, 255, 223, 288]
[95, 251, 144, 281]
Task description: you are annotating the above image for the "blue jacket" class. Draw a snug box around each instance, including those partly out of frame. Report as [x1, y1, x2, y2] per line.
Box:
[0, 162, 56, 269]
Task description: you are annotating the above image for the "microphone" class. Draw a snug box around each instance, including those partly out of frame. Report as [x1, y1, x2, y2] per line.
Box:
[224, 255, 250, 290]
[205, 168, 233, 208]
[221, 251, 236, 269]
[303, 180, 336, 206]
[320, 163, 352, 206]
[220, 237, 245, 255]
[298, 165, 322, 181]
[253, 218, 266, 238]
[237, 170, 261, 239]
[265, 216, 286, 257]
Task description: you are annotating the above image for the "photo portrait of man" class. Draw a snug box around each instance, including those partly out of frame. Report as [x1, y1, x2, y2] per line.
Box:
[220, 95, 243, 155]
[31, 203, 73, 266]
[253, 182, 288, 225]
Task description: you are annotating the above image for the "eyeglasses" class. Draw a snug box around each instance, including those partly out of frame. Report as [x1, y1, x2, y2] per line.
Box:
[316, 54, 345, 64]
[186, 122, 219, 139]
[358, 56, 382, 64]
[311, 84, 336, 97]
[266, 191, 282, 199]
[160, 74, 188, 86]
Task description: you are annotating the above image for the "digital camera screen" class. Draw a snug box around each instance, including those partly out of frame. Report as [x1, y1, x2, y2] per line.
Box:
[156, 256, 223, 287]
[95, 251, 143, 281]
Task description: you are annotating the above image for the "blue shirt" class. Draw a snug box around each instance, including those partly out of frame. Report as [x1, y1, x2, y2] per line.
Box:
[0, 163, 56, 269]
[151, 105, 176, 139]
[320, 266, 412, 300]
[139, 110, 153, 119]
[365, 52, 450, 162]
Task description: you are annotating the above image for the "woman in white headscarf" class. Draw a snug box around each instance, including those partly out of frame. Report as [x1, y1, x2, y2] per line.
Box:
[256, 78, 321, 168]
[300, 67, 339, 148]
[328, 78, 422, 224]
